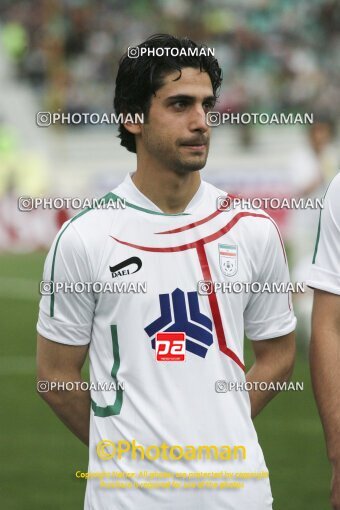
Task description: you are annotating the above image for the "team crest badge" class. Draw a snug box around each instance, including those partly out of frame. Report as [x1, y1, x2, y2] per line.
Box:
[219, 244, 238, 276]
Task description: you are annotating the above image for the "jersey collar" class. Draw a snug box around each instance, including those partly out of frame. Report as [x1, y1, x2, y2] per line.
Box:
[116, 172, 205, 216]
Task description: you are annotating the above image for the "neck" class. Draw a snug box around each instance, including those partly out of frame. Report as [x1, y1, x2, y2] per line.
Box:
[131, 160, 201, 214]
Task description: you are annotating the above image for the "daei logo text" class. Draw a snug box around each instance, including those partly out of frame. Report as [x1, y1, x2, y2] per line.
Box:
[155, 332, 186, 362]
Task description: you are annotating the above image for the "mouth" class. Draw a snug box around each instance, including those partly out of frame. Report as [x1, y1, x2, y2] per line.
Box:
[180, 141, 207, 151]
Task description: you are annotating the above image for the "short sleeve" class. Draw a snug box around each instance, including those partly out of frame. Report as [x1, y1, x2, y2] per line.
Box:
[37, 221, 95, 345]
[307, 173, 340, 295]
[244, 220, 297, 340]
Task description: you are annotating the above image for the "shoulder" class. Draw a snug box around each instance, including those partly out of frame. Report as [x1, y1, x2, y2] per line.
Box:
[324, 173, 340, 216]
[66, 191, 126, 236]
[49, 191, 128, 265]
[204, 180, 277, 232]
[313, 172, 340, 258]
[202, 180, 283, 257]
[317, 172, 340, 244]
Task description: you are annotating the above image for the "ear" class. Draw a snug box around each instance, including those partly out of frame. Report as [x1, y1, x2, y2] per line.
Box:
[122, 112, 143, 135]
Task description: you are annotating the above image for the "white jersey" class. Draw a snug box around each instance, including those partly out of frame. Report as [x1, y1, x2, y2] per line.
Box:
[37, 173, 296, 510]
[307, 172, 340, 295]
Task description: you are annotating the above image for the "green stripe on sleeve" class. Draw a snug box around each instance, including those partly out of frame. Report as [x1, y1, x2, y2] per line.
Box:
[91, 325, 123, 417]
[312, 210, 322, 264]
[312, 179, 333, 264]
[49, 192, 116, 317]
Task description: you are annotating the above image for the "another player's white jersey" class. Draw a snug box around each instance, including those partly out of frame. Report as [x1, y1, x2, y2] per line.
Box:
[307, 172, 340, 295]
[37, 173, 296, 510]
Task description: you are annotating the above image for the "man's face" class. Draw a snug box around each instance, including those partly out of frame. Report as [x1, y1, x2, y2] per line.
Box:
[139, 67, 215, 174]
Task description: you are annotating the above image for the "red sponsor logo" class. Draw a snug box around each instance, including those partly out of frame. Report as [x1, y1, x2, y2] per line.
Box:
[155, 332, 186, 361]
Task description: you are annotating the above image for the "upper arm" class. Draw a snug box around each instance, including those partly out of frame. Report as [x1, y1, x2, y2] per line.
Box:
[37, 333, 89, 381]
[312, 289, 340, 337]
[251, 331, 295, 365]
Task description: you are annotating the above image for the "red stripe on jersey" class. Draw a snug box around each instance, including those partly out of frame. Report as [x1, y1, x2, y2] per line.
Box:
[112, 212, 287, 268]
[156, 208, 222, 234]
[196, 243, 245, 371]
[155, 195, 238, 234]
[267, 216, 287, 264]
[270, 218, 291, 310]
[111, 212, 269, 252]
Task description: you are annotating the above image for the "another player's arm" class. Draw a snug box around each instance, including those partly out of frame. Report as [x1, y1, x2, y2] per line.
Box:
[246, 331, 295, 419]
[36, 334, 90, 446]
[310, 289, 340, 510]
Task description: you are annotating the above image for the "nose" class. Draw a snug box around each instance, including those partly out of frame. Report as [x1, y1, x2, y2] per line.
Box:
[189, 105, 209, 133]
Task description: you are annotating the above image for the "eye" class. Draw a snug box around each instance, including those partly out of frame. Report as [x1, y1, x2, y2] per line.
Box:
[203, 100, 216, 111]
[172, 100, 188, 110]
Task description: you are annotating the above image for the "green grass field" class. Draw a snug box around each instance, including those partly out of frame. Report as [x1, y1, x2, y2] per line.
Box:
[0, 253, 331, 509]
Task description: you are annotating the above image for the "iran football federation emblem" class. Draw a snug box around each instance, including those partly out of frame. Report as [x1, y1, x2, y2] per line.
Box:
[219, 244, 238, 276]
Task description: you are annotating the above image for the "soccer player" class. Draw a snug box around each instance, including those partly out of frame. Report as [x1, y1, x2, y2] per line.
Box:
[36, 34, 296, 510]
[308, 173, 340, 510]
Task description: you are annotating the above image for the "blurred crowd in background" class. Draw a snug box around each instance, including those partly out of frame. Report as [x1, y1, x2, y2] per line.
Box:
[1, 0, 340, 118]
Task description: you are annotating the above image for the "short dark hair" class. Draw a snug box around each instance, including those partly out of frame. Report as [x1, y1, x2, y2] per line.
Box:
[114, 33, 223, 153]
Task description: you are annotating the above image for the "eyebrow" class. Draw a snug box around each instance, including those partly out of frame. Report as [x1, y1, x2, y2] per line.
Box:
[165, 94, 216, 103]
